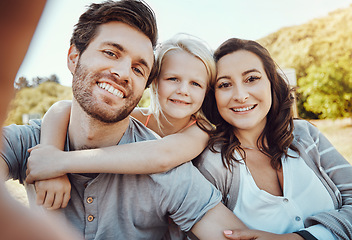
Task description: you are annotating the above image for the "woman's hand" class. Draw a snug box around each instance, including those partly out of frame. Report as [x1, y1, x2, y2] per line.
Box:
[26, 144, 68, 183]
[223, 229, 304, 240]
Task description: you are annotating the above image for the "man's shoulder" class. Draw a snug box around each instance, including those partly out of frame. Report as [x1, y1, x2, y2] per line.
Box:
[127, 117, 160, 142]
[3, 119, 42, 138]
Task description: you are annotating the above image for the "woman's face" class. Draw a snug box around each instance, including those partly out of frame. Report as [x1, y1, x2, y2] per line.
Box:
[215, 50, 272, 133]
[157, 51, 208, 120]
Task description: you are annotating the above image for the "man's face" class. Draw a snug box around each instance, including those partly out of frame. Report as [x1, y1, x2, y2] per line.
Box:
[70, 22, 154, 123]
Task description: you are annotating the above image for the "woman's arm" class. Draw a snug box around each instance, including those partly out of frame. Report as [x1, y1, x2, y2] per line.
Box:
[295, 120, 352, 240]
[26, 123, 209, 182]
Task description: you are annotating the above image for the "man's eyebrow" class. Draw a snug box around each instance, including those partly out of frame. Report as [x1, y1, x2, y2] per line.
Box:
[242, 68, 261, 76]
[103, 42, 151, 72]
[104, 42, 125, 52]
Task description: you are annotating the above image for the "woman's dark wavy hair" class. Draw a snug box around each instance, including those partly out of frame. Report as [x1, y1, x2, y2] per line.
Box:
[203, 38, 297, 170]
[70, 0, 158, 86]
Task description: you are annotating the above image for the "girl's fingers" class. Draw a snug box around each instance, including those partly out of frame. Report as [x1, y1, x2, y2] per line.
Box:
[49, 193, 63, 210]
[43, 192, 55, 209]
[61, 192, 71, 208]
[35, 188, 46, 206]
[27, 144, 41, 153]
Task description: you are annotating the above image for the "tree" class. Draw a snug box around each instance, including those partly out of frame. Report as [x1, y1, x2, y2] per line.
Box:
[298, 54, 352, 121]
[47, 74, 60, 84]
[5, 81, 72, 125]
[15, 76, 30, 89]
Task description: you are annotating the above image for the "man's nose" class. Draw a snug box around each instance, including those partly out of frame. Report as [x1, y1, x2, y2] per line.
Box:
[110, 58, 131, 84]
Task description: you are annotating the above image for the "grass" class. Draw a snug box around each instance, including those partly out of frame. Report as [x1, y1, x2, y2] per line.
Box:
[5, 118, 352, 205]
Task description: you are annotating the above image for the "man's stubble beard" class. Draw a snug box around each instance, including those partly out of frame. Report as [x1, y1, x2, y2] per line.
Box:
[71, 62, 142, 123]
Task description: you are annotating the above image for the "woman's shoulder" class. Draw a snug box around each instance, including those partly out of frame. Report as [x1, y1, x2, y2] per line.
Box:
[293, 119, 320, 135]
[194, 145, 228, 173]
[292, 119, 322, 147]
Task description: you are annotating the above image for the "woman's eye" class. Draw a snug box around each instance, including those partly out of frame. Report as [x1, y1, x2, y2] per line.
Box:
[167, 77, 178, 81]
[246, 75, 261, 82]
[217, 82, 231, 89]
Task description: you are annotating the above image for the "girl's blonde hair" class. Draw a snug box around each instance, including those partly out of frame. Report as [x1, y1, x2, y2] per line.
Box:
[147, 33, 216, 130]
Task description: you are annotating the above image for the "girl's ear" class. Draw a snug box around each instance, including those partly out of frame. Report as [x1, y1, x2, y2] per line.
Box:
[67, 45, 79, 74]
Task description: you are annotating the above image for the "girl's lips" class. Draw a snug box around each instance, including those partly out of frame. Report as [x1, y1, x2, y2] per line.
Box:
[169, 99, 190, 105]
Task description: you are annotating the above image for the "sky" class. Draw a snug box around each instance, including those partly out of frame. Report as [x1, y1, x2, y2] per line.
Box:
[17, 0, 352, 87]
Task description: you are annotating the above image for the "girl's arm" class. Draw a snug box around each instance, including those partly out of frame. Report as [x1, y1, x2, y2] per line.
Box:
[26, 123, 210, 182]
[32, 100, 72, 209]
[41, 100, 72, 148]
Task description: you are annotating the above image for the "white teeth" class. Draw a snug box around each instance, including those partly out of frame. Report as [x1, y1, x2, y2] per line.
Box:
[98, 83, 124, 98]
[232, 105, 255, 112]
[171, 99, 188, 104]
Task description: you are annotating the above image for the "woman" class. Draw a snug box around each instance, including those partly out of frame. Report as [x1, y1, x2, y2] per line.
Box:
[196, 38, 352, 240]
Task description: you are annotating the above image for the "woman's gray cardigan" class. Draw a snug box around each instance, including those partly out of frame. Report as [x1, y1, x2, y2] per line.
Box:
[194, 120, 352, 240]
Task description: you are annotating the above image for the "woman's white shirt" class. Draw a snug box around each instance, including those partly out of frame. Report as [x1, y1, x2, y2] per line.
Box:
[233, 149, 337, 240]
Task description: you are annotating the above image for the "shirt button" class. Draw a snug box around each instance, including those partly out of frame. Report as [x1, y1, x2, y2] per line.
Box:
[86, 197, 94, 204]
[87, 215, 94, 222]
[295, 216, 301, 221]
[283, 198, 289, 203]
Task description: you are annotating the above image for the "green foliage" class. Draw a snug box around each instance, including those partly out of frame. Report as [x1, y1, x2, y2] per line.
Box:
[5, 82, 72, 125]
[298, 54, 352, 119]
[138, 89, 151, 108]
[258, 5, 352, 118]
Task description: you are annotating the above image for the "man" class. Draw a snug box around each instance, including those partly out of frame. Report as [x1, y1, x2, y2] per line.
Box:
[0, 1, 245, 239]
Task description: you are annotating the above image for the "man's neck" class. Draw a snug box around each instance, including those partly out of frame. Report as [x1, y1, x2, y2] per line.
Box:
[68, 102, 130, 150]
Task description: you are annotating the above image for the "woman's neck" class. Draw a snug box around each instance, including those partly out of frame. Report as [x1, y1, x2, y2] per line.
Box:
[235, 127, 264, 150]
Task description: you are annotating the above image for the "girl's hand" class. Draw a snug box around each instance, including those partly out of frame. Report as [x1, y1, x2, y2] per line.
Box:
[34, 175, 71, 210]
[223, 229, 304, 240]
[26, 144, 67, 183]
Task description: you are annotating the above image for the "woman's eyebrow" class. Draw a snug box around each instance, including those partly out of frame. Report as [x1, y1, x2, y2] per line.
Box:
[242, 68, 261, 76]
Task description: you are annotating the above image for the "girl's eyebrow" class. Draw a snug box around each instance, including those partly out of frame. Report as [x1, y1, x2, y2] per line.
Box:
[242, 68, 261, 76]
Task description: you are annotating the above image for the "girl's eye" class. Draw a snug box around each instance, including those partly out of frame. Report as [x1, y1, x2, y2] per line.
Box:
[246, 75, 261, 83]
[167, 77, 178, 81]
[191, 82, 201, 87]
[217, 82, 231, 89]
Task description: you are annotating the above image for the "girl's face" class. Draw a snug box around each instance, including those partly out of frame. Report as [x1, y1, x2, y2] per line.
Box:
[215, 50, 272, 133]
[157, 51, 208, 120]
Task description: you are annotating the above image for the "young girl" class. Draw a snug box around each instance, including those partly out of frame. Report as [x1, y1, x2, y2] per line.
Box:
[26, 34, 216, 210]
[196, 38, 352, 240]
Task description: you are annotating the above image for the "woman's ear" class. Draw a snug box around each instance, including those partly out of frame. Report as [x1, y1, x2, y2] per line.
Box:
[67, 45, 79, 74]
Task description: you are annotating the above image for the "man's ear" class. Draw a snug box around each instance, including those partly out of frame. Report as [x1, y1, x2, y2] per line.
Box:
[67, 45, 79, 74]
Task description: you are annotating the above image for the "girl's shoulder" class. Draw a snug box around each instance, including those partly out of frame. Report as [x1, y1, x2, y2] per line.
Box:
[131, 108, 150, 124]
